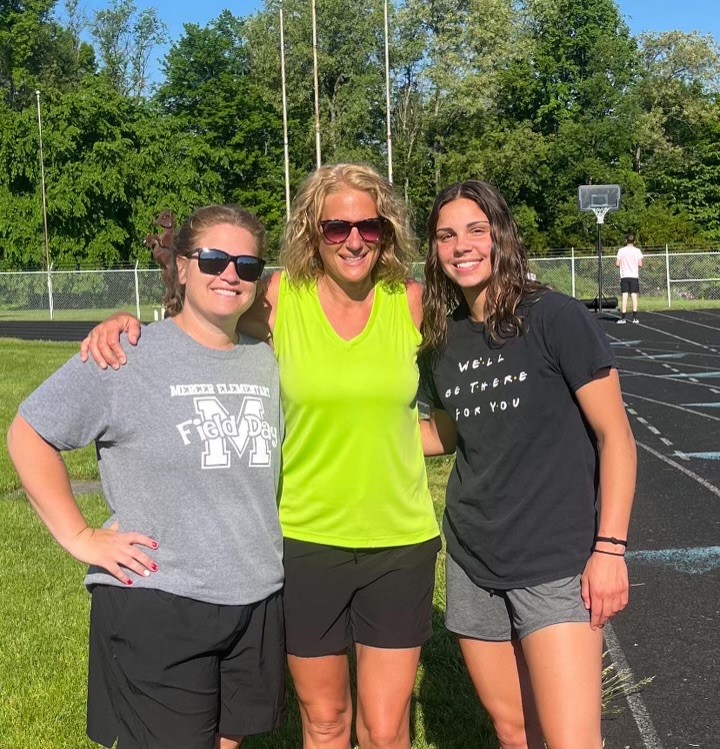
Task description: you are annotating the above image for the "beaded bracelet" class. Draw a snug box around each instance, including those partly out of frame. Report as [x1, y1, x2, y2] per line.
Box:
[594, 535, 627, 547]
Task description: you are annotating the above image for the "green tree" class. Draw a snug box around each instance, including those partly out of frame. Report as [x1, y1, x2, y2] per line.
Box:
[89, 0, 167, 98]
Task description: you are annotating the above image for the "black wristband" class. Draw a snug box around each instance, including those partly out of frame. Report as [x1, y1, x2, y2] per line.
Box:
[594, 535, 627, 547]
[592, 548, 625, 557]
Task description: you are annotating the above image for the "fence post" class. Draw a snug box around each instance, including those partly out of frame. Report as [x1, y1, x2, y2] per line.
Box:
[571, 247, 576, 298]
[47, 263, 54, 320]
[134, 261, 141, 319]
[665, 243, 671, 309]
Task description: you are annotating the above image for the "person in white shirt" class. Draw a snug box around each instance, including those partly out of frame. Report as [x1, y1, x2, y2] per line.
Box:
[615, 234, 643, 324]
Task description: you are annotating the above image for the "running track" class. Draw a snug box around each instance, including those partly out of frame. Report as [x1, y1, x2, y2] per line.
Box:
[597, 310, 719, 749]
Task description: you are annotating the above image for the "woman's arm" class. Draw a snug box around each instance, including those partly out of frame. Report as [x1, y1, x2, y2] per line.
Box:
[406, 280, 424, 331]
[80, 312, 143, 369]
[575, 368, 637, 630]
[7, 415, 158, 585]
[420, 409, 457, 457]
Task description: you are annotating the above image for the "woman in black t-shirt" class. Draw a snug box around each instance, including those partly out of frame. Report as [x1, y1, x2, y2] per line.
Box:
[419, 180, 636, 749]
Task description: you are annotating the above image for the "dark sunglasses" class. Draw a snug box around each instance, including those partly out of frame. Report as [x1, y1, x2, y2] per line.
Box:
[189, 249, 265, 281]
[319, 218, 386, 244]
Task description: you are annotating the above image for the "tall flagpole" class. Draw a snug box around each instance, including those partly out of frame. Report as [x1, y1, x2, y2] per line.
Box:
[35, 89, 53, 320]
[311, 0, 321, 168]
[383, 0, 393, 183]
[279, 1, 291, 217]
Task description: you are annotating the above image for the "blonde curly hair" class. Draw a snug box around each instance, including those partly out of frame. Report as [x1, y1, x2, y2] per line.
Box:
[281, 163, 417, 285]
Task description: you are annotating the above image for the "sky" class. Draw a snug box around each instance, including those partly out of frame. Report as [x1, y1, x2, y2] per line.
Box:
[69, 0, 720, 84]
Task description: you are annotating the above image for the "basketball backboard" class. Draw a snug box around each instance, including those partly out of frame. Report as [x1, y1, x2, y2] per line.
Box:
[578, 184, 621, 224]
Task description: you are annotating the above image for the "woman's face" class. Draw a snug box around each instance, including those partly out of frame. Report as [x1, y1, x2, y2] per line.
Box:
[434, 198, 493, 291]
[317, 188, 383, 288]
[177, 223, 261, 327]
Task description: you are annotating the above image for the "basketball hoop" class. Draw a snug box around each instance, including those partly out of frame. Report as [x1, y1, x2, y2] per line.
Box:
[578, 185, 621, 224]
[590, 206, 611, 224]
[577, 184, 622, 314]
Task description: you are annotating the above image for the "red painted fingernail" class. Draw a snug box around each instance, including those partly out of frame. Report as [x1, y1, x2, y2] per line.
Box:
[125, 579, 133, 586]
[150, 564, 158, 572]
[152, 542, 158, 549]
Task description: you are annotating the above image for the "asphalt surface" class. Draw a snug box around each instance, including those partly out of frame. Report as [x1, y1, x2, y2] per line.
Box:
[0, 320, 98, 341]
[595, 310, 719, 749]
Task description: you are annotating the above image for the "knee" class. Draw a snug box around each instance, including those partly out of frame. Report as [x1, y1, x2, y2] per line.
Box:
[302, 705, 350, 744]
[357, 721, 407, 749]
[493, 714, 533, 749]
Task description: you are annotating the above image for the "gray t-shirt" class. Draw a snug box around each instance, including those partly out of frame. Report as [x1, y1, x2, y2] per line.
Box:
[20, 319, 284, 605]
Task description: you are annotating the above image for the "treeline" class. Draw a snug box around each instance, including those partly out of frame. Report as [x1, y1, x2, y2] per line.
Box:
[1, 0, 719, 269]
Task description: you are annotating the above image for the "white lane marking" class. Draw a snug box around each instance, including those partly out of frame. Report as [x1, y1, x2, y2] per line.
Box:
[637, 442, 720, 498]
[663, 371, 720, 380]
[660, 437, 674, 446]
[632, 322, 719, 354]
[622, 392, 720, 422]
[604, 623, 665, 749]
[653, 312, 720, 332]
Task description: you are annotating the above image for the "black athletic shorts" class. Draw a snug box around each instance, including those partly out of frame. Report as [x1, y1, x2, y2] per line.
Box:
[87, 586, 286, 749]
[620, 277, 640, 294]
[283, 536, 441, 656]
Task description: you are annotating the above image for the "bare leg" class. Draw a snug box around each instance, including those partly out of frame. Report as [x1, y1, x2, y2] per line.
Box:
[521, 622, 604, 749]
[621, 292, 629, 314]
[355, 644, 420, 749]
[288, 653, 352, 749]
[631, 292, 639, 313]
[458, 637, 543, 749]
[216, 736, 243, 749]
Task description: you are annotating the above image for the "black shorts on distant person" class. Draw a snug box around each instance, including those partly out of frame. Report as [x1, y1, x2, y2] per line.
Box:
[283, 536, 441, 656]
[87, 586, 286, 749]
[620, 277, 640, 294]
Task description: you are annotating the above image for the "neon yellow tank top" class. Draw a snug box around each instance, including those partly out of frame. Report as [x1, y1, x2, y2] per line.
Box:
[274, 273, 439, 547]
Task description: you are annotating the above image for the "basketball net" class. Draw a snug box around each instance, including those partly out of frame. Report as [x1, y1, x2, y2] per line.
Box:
[591, 207, 610, 224]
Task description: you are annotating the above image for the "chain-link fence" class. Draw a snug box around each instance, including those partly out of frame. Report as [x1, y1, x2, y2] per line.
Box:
[1, 251, 718, 321]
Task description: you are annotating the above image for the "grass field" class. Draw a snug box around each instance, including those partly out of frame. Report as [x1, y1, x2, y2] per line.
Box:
[0, 339, 644, 747]
[0, 338, 495, 748]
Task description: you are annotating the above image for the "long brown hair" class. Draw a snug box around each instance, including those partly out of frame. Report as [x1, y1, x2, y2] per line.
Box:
[155, 205, 266, 317]
[280, 163, 416, 286]
[422, 180, 545, 351]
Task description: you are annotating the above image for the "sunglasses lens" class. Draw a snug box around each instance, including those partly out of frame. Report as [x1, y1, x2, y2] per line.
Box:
[197, 250, 230, 275]
[320, 219, 384, 244]
[321, 221, 352, 244]
[233, 257, 265, 282]
[356, 219, 383, 242]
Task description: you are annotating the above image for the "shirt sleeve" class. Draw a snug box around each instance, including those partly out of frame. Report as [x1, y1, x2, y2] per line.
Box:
[19, 354, 113, 451]
[417, 351, 444, 417]
[542, 297, 616, 393]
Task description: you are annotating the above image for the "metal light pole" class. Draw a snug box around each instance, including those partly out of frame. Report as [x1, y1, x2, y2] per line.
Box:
[383, 0, 393, 183]
[279, 1, 291, 217]
[311, 0, 321, 168]
[35, 89, 53, 319]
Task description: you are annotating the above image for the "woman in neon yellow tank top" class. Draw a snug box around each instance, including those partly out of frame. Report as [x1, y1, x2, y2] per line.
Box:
[264, 164, 440, 749]
[80, 164, 440, 749]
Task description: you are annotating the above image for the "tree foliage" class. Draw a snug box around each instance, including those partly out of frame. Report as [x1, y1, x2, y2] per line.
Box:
[1, 0, 718, 271]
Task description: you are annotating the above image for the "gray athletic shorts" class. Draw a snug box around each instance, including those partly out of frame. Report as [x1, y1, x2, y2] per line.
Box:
[445, 554, 590, 641]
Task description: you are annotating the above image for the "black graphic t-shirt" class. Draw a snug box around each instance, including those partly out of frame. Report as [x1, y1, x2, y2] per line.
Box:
[420, 291, 616, 589]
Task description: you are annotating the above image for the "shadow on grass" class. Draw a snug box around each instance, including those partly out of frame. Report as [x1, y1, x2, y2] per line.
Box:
[413, 606, 497, 749]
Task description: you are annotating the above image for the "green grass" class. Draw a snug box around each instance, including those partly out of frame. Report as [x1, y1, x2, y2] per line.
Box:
[0, 306, 162, 323]
[0, 339, 98, 494]
[0, 341, 647, 747]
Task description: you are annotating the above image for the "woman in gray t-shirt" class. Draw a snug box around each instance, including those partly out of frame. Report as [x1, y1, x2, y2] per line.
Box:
[8, 205, 286, 749]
